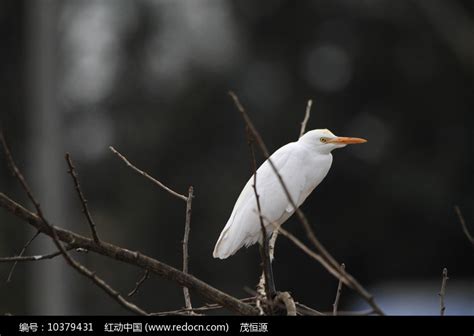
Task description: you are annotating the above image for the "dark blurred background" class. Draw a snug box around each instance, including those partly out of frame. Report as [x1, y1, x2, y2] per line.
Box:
[0, 0, 473, 315]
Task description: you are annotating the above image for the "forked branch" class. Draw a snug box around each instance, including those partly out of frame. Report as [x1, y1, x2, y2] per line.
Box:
[65, 153, 100, 243]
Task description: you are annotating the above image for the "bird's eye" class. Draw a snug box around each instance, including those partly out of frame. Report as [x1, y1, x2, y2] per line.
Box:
[320, 137, 327, 143]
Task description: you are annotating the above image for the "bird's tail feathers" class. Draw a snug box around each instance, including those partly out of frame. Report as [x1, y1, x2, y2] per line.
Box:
[213, 217, 261, 259]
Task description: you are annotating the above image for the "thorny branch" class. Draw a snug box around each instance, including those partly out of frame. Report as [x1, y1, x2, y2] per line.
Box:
[65, 153, 100, 243]
[228, 91, 384, 315]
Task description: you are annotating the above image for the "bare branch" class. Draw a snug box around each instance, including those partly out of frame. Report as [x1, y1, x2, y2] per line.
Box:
[57, 240, 149, 315]
[255, 274, 265, 315]
[276, 292, 296, 316]
[1, 251, 61, 262]
[109, 146, 187, 202]
[333, 263, 345, 315]
[182, 186, 194, 312]
[0, 132, 44, 218]
[322, 308, 374, 316]
[454, 206, 474, 245]
[439, 267, 448, 316]
[1, 131, 45, 282]
[0, 193, 259, 315]
[269, 221, 349, 285]
[268, 99, 313, 263]
[245, 125, 275, 304]
[65, 153, 100, 243]
[128, 270, 150, 297]
[299, 99, 312, 138]
[268, 98, 313, 275]
[228, 92, 384, 315]
[5, 230, 40, 282]
[152, 297, 257, 316]
[295, 302, 325, 316]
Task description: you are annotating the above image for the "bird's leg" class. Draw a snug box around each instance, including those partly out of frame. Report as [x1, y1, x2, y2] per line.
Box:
[259, 232, 276, 300]
[265, 251, 277, 297]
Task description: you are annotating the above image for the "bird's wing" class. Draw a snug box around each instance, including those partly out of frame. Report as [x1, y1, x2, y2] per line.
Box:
[258, 146, 309, 215]
[213, 142, 307, 259]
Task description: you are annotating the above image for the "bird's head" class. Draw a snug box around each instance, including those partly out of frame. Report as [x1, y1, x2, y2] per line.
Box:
[299, 129, 367, 153]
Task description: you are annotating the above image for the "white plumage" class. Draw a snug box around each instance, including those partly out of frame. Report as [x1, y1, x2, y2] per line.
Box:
[213, 129, 367, 259]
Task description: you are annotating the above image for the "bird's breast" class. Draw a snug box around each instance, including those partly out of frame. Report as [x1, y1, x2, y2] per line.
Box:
[298, 152, 333, 205]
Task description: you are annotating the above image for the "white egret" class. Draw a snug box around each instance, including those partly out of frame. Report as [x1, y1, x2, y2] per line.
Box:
[213, 129, 367, 260]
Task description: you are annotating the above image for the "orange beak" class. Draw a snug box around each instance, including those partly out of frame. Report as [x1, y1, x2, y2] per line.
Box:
[327, 136, 367, 144]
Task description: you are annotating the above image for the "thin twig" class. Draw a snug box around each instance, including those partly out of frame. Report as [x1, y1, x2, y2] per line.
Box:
[5, 230, 40, 282]
[439, 267, 448, 316]
[65, 153, 100, 243]
[1, 251, 61, 262]
[151, 297, 257, 316]
[333, 263, 345, 315]
[1, 131, 45, 283]
[228, 92, 384, 315]
[128, 270, 150, 297]
[299, 99, 312, 138]
[182, 186, 194, 312]
[109, 146, 187, 202]
[454, 206, 474, 245]
[1, 246, 76, 263]
[0, 132, 44, 217]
